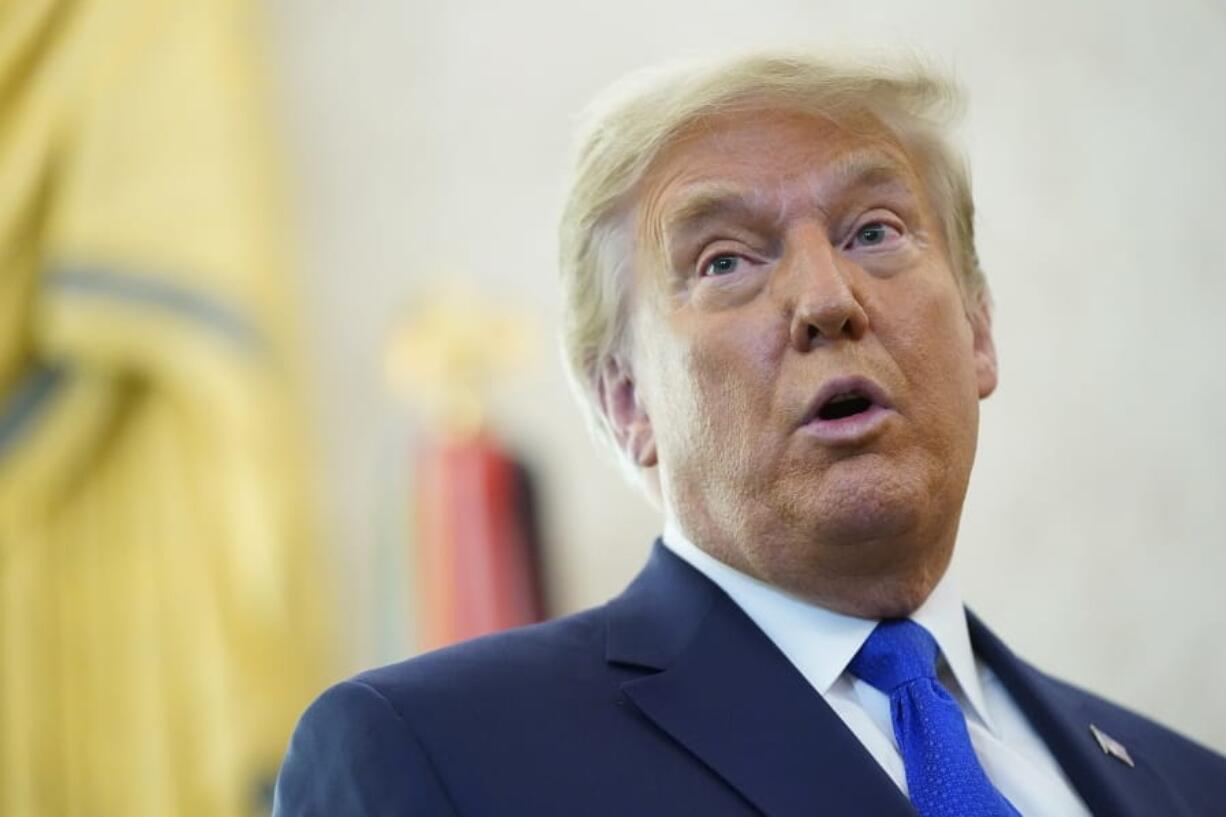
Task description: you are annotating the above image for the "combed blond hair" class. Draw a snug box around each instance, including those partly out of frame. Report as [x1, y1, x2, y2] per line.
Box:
[558, 51, 983, 469]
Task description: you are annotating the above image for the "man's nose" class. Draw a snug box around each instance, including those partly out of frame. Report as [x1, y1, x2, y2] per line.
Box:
[786, 226, 869, 352]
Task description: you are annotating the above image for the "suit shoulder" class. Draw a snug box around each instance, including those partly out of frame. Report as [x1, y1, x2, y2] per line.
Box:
[975, 613, 1226, 793]
[355, 604, 611, 710]
[1030, 666, 1226, 809]
[273, 679, 460, 816]
[1043, 669, 1224, 760]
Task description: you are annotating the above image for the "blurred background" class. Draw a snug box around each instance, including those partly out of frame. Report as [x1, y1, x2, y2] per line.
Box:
[1, 0, 1223, 814]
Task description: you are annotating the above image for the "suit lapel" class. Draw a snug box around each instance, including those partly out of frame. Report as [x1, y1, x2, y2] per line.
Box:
[606, 546, 1190, 815]
[607, 543, 915, 817]
[969, 612, 1185, 817]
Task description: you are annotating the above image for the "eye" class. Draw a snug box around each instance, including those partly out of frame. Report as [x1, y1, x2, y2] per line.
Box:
[701, 254, 742, 277]
[845, 220, 902, 250]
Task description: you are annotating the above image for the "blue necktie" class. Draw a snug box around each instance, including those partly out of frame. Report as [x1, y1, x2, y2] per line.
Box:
[848, 619, 1021, 817]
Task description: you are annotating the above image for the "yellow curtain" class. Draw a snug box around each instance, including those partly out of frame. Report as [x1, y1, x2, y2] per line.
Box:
[0, 1, 332, 815]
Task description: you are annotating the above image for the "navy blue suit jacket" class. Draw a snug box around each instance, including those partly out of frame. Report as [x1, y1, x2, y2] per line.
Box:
[274, 542, 1226, 815]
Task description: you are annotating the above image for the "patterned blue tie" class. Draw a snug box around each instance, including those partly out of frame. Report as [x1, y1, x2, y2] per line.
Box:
[848, 619, 1021, 817]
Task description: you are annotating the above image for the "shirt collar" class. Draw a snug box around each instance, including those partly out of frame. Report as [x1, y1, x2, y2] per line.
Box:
[661, 519, 996, 733]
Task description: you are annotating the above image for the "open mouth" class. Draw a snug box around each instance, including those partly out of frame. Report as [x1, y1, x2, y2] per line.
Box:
[816, 391, 875, 421]
[802, 376, 893, 433]
[800, 376, 891, 442]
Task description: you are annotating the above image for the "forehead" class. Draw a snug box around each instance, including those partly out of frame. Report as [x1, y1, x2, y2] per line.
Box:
[637, 108, 923, 231]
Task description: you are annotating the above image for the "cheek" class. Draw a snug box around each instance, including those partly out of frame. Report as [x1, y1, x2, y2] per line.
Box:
[880, 278, 980, 428]
[898, 275, 974, 371]
[655, 313, 786, 461]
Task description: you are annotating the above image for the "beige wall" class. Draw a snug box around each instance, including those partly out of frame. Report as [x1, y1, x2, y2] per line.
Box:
[268, 0, 1226, 752]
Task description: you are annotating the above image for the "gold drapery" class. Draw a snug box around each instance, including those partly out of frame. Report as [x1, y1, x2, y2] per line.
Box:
[0, 1, 331, 814]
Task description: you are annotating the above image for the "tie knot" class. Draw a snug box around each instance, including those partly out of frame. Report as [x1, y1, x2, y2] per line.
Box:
[848, 619, 939, 693]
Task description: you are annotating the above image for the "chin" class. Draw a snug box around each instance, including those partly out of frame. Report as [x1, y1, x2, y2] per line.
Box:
[778, 553, 949, 620]
[849, 573, 942, 619]
[792, 458, 928, 544]
[761, 461, 956, 617]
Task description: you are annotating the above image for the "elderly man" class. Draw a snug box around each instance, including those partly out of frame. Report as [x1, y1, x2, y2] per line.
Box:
[274, 53, 1226, 816]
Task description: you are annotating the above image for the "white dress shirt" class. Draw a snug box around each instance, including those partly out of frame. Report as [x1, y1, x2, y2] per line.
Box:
[661, 521, 1092, 816]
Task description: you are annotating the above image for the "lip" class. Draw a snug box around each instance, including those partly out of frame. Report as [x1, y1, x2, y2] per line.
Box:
[798, 375, 895, 445]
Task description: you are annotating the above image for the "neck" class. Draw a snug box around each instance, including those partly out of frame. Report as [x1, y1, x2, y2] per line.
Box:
[660, 501, 957, 619]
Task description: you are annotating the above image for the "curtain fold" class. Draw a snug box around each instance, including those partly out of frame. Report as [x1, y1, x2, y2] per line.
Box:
[0, 2, 332, 814]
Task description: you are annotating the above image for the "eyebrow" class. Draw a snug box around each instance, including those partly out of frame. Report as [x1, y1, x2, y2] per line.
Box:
[822, 149, 917, 196]
[661, 183, 772, 242]
[660, 149, 917, 243]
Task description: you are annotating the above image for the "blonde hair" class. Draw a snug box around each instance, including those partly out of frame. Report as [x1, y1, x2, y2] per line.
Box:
[558, 51, 983, 468]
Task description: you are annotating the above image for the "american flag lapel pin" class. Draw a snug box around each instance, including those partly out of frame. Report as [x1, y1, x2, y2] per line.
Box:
[1089, 724, 1135, 768]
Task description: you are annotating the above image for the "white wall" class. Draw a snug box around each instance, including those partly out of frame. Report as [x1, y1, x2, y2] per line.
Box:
[268, 0, 1226, 752]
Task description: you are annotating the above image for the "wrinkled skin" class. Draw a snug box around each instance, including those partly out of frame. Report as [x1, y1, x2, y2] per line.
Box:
[599, 109, 997, 618]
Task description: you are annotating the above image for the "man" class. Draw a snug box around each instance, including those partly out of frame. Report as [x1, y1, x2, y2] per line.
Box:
[273, 53, 1226, 816]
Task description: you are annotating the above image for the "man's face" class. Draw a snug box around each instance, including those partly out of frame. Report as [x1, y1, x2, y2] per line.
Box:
[607, 109, 997, 617]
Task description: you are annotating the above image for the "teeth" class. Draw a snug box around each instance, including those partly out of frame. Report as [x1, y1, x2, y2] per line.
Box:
[829, 392, 861, 404]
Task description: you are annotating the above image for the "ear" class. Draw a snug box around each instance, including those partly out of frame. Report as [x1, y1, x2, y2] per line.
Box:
[595, 356, 658, 468]
[969, 289, 998, 400]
